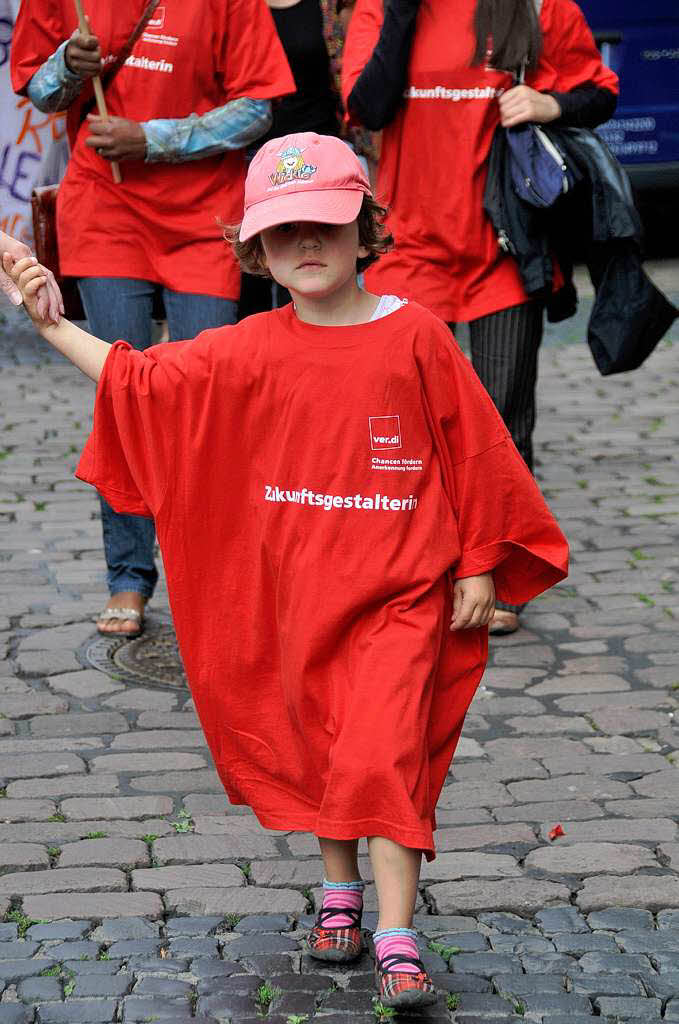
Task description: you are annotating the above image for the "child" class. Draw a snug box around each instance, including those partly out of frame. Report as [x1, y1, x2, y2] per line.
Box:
[5, 131, 568, 1011]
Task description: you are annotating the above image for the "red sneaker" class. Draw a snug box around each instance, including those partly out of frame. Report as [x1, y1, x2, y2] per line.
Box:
[307, 904, 362, 963]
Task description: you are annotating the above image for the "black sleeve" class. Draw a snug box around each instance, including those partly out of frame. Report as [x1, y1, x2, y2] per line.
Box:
[347, 0, 422, 130]
[547, 83, 617, 129]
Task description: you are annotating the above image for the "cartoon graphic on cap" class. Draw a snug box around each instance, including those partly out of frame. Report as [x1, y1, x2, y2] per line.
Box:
[269, 146, 318, 188]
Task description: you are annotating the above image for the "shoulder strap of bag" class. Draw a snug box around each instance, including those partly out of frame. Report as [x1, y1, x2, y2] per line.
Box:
[78, 0, 161, 123]
[517, 0, 544, 84]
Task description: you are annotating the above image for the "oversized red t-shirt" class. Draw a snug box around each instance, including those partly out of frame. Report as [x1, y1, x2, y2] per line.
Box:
[342, 0, 619, 322]
[11, 0, 295, 300]
[77, 302, 568, 856]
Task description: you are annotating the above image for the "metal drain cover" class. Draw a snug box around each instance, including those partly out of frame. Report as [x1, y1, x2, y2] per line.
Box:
[83, 617, 187, 689]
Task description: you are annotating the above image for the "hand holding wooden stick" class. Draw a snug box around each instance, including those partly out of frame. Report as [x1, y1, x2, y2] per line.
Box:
[73, 0, 122, 184]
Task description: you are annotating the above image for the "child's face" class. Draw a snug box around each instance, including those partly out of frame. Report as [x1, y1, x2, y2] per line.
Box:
[259, 220, 369, 302]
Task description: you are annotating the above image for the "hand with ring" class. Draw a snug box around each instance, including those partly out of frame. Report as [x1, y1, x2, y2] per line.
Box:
[85, 114, 147, 162]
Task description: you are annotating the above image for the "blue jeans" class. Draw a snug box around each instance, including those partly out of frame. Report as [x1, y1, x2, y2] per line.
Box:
[78, 276, 237, 598]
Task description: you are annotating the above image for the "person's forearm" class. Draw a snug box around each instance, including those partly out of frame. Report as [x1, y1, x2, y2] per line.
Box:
[347, 0, 422, 130]
[26, 40, 85, 113]
[143, 98, 273, 163]
[38, 318, 110, 382]
[548, 84, 617, 129]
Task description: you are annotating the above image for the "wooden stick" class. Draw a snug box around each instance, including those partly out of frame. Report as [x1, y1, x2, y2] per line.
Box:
[73, 0, 122, 184]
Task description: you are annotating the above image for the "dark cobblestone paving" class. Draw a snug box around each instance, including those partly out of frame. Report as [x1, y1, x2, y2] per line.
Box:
[0, 290, 678, 1021]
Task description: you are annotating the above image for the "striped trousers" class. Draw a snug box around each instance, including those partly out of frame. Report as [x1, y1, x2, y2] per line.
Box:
[455, 300, 544, 613]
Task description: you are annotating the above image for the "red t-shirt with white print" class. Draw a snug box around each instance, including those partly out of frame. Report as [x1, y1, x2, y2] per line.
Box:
[76, 301, 568, 856]
[342, 0, 619, 322]
[12, 0, 295, 300]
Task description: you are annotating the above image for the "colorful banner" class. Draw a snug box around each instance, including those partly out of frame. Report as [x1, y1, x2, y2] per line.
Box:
[1, 0, 69, 246]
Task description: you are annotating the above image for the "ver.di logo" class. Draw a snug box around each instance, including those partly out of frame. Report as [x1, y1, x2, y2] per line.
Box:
[148, 6, 165, 29]
[369, 415, 402, 451]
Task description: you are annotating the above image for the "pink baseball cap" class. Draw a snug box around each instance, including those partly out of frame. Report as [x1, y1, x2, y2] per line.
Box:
[239, 132, 372, 242]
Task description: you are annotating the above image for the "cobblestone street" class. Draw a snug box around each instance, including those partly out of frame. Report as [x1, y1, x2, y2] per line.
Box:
[0, 286, 678, 1024]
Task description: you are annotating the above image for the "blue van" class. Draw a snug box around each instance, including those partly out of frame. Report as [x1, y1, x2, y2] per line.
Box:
[578, 0, 679, 190]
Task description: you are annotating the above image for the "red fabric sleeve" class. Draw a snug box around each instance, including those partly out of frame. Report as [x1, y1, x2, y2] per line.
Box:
[535, 0, 619, 95]
[340, 0, 383, 112]
[213, 0, 295, 102]
[414, 317, 569, 605]
[76, 336, 215, 519]
[10, 2, 68, 95]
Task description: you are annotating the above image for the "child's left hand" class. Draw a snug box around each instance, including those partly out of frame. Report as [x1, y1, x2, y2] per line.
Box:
[450, 572, 495, 630]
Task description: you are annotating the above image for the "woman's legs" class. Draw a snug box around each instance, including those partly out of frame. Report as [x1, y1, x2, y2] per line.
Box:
[162, 288, 237, 340]
[78, 277, 158, 634]
[468, 300, 544, 619]
[236, 272, 290, 322]
[468, 300, 543, 473]
[78, 281, 238, 633]
[237, 273, 273, 320]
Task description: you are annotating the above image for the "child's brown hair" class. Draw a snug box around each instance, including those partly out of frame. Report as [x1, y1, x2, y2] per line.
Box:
[225, 195, 393, 278]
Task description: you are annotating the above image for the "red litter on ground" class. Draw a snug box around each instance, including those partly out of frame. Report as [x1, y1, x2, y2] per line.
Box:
[548, 824, 565, 841]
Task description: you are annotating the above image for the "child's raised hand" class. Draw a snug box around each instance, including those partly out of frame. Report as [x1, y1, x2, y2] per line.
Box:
[1, 254, 55, 326]
[450, 572, 495, 630]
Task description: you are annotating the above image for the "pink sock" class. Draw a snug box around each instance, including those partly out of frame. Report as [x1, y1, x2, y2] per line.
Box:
[321, 880, 363, 928]
[374, 928, 420, 974]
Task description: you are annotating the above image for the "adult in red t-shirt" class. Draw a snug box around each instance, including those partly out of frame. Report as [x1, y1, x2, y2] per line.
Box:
[11, 0, 294, 635]
[342, 0, 618, 632]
